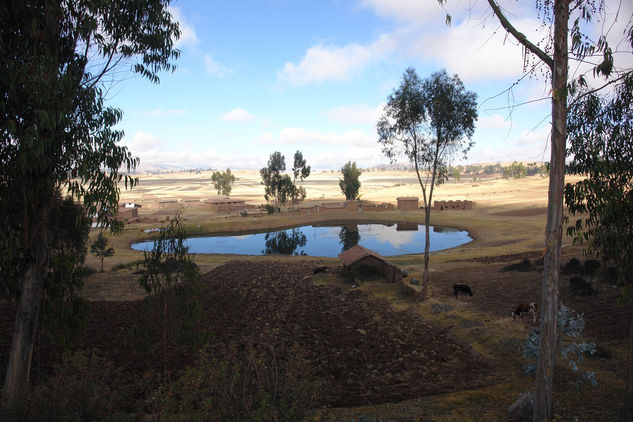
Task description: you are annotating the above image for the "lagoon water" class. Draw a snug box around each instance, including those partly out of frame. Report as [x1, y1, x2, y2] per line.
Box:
[131, 223, 471, 257]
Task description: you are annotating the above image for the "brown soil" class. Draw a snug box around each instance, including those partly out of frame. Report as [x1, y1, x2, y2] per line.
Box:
[1, 261, 496, 408]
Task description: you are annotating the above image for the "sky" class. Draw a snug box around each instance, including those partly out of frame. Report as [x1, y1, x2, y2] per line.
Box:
[109, 0, 633, 171]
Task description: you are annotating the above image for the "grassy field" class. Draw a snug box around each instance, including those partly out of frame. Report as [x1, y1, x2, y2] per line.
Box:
[74, 170, 632, 421]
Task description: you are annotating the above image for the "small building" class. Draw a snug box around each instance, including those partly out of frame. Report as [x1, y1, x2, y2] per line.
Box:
[397, 197, 419, 210]
[433, 200, 474, 211]
[338, 245, 402, 284]
[158, 199, 180, 209]
[203, 196, 255, 212]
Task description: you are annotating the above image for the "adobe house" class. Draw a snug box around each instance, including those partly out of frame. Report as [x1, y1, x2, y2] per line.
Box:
[397, 196, 419, 210]
[203, 196, 255, 212]
[338, 244, 402, 284]
[433, 200, 474, 211]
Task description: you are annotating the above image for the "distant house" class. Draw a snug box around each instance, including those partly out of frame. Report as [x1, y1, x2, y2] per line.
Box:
[433, 200, 474, 211]
[203, 196, 255, 212]
[338, 245, 402, 284]
[397, 197, 419, 210]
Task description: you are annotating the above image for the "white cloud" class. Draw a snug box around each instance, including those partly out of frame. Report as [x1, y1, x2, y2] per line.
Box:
[144, 109, 188, 117]
[321, 103, 385, 125]
[477, 114, 511, 129]
[167, 7, 199, 47]
[123, 131, 165, 152]
[411, 17, 544, 82]
[205, 54, 232, 78]
[258, 128, 377, 147]
[220, 108, 256, 123]
[277, 34, 395, 86]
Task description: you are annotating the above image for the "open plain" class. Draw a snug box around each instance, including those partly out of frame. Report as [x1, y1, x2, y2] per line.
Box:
[2, 170, 631, 421]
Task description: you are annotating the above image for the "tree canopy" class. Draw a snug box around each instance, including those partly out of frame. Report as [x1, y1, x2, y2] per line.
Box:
[339, 161, 362, 200]
[211, 168, 236, 196]
[565, 74, 633, 390]
[0, 0, 180, 403]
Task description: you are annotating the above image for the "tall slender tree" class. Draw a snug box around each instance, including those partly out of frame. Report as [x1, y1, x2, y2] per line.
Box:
[378, 68, 477, 299]
[0, 0, 179, 404]
[437, 1, 632, 419]
[339, 161, 362, 200]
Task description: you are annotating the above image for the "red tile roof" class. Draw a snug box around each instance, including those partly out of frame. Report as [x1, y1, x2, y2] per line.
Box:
[338, 245, 386, 267]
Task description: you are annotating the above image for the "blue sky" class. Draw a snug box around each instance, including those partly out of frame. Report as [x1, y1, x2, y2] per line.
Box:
[110, 0, 632, 171]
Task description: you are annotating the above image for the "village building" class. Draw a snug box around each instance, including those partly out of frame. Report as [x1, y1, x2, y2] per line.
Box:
[338, 244, 402, 284]
[203, 196, 255, 212]
[433, 200, 474, 211]
[397, 197, 419, 210]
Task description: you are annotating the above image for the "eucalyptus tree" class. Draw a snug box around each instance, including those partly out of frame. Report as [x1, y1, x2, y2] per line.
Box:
[0, 0, 180, 404]
[291, 150, 311, 203]
[339, 161, 362, 200]
[260, 151, 291, 209]
[565, 74, 633, 391]
[377, 68, 477, 299]
[435, 1, 632, 418]
[211, 168, 236, 196]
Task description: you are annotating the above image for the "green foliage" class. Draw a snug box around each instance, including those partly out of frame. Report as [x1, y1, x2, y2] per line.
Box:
[0, 0, 179, 400]
[151, 344, 318, 422]
[211, 168, 236, 196]
[339, 226, 360, 252]
[339, 161, 362, 200]
[260, 151, 310, 208]
[0, 351, 138, 422]
[565, 75, 633, 294]
[90, 232, 115, 272]
[138, 213, 204, 378]
[523, 304, 596, 387]
[41, 194, 91, 349]
[502, 161, 527, 179]
[377, 68, 477, 183]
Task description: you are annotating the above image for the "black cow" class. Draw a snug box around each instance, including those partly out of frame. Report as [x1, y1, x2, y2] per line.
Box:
[453, 283, 473, 298]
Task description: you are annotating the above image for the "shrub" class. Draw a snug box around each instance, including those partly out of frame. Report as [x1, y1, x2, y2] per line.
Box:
[569, 276, 596, 296]
[523, 304, 596, 387]
[500, 258, 535, 272]
[0, 351, 139, 422]
[562, 257, 583, 275]
[151, 343, 319, 421]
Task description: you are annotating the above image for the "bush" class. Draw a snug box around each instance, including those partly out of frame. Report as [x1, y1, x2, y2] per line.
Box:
[500, 258, 535, 272]
[569, 276, 596, 296]
[583, 259, 601, 276]
[0, 351, 139, 422]
[562, 257, 584, 275]
[151, 343, 319, 421]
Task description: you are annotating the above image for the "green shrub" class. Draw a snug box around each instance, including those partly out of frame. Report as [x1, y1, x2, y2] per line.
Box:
[0, 351, 139, 422]
[151, 343, 319, 421]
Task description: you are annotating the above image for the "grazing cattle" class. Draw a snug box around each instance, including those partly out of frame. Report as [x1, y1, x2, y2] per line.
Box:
[513, 302, 539, 322]
[453, 283, 473, 298]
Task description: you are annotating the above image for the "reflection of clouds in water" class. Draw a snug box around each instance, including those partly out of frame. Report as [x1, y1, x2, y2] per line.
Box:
[359, 224, 418, 247]
[313, 226, 341, 239]
[231, 235, 252, 241]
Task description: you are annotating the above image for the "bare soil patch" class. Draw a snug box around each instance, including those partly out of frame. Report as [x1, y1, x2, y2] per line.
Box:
[0, 261, 496, 408]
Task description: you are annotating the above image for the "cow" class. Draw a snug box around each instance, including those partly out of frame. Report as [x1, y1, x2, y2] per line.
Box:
[453, 283, 473, 298]
[513, 302, 539, 322]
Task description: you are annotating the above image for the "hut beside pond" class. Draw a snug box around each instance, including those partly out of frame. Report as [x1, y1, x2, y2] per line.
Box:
[397, 197, 419, 210]
[338, 245, 402, 284]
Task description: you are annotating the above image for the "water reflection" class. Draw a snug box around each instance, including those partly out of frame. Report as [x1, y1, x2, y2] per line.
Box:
[263, 228, 307, 255]
[131, 223, 472, 257]
[338, 224, 360, 252]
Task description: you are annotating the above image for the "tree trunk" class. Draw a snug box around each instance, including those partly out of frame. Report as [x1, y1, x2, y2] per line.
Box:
[533, 1, 569, 421]
[627, 305, 633, 392]
[2, 232, 47, 405]
[422, 204, 431, 299]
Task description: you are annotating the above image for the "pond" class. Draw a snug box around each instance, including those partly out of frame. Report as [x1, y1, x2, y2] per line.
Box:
[131, 223, 472, 258]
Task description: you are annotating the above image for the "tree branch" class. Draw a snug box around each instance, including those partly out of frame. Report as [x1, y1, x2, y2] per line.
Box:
[487, 0, 554, 70]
